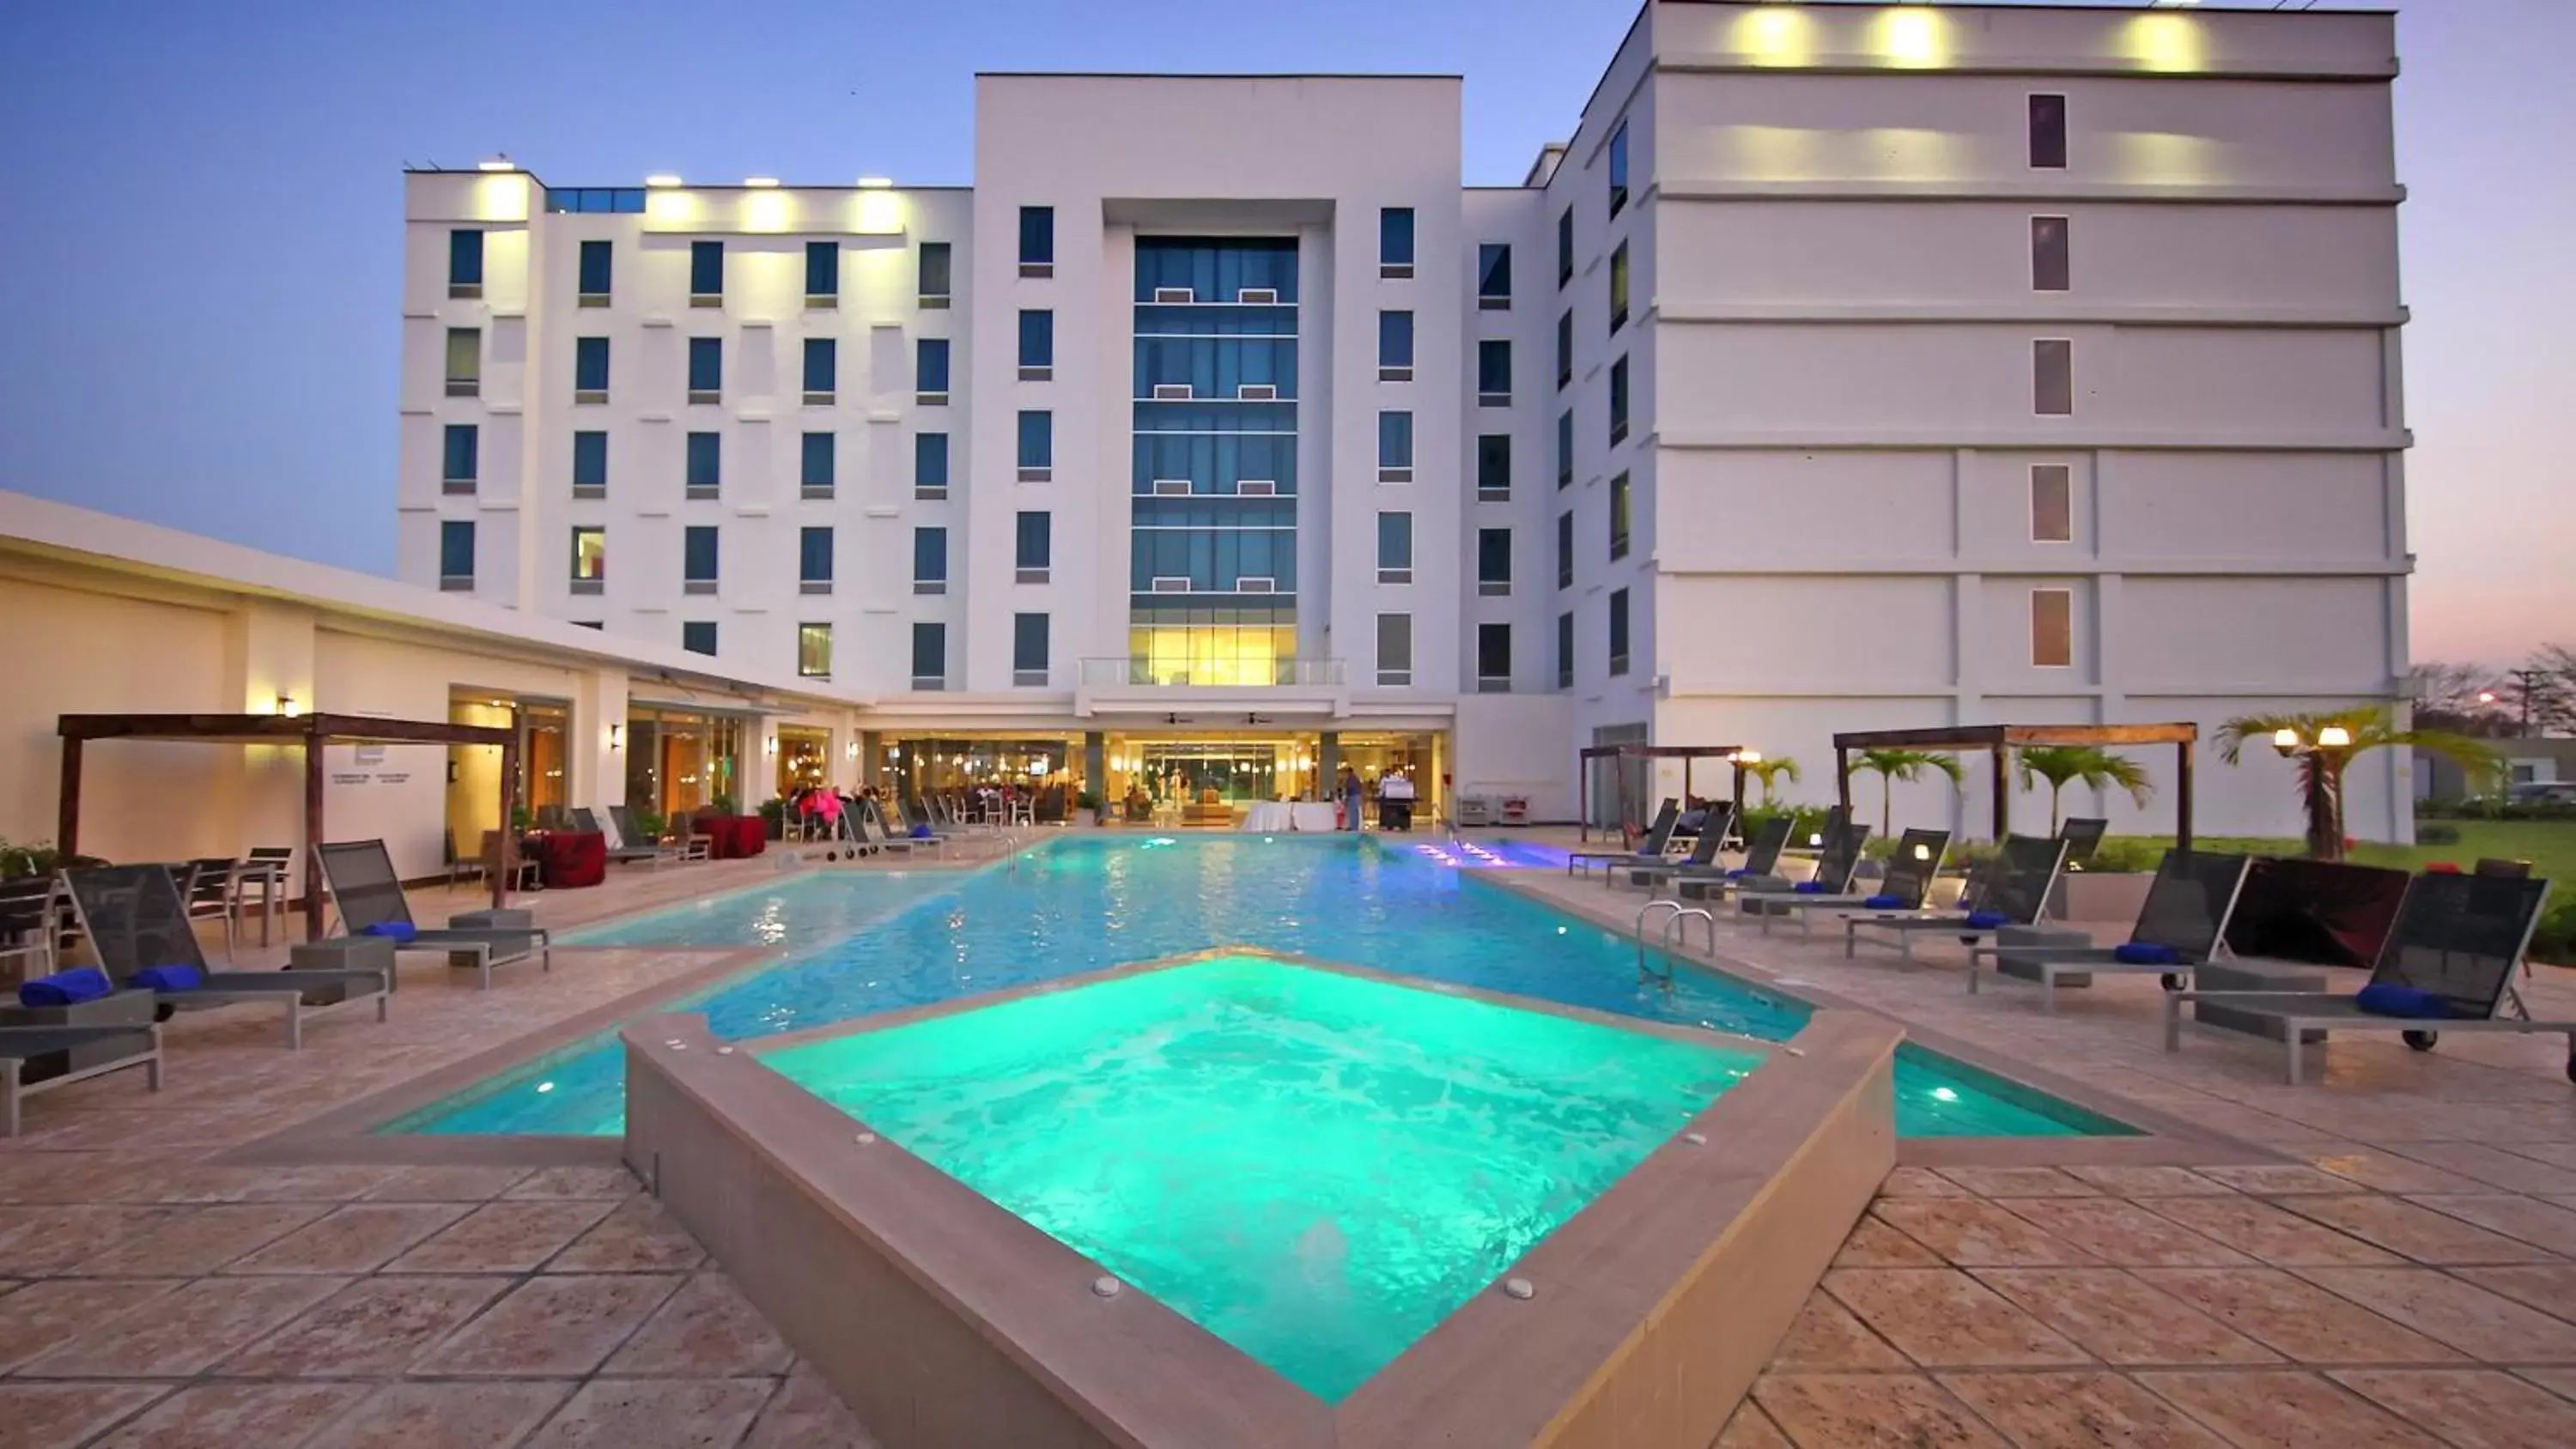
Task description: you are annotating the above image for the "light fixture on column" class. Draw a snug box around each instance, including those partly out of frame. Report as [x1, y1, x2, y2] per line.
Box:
[847, 739, 861, 760]
[764, 735, 779, 756]
[609, 724, 624, 751]
[276, 694, 301, 718]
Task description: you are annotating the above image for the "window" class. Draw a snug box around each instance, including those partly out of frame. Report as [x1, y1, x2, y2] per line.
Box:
[688, 336, 721, 401]
[1557, 310, 1573, 390]
[1607, 587, 1631, 676]
[444, 328, 479, 396]
[914, 432, 949, 499]
[802, 338, 835, 402]
[1608, 356, 1630, 445]
[2034, 339, 2074, 415]
[2031, 216, 2070, 293]
[1018, 206, 1054, 276]
[1018, 309, 1053, 380]
[1557, 206, 1573, 288]
[799, 526, 834, 591]
[918, 241, 952, 306]
[805, 240, 839, 302]
[1557, 610, 1576, 689]
[798, 622, 832, 678]
[1377, 410, 1413, 482]
[574, 336, 608, 401]
[542, 188, 647, 215]
[1378, 310, 1413, 381]
[1012, 613, 1049, 686]
[685, 432, 720, 497]
[1476, 434, 1511, 501]
[1608, 242, 1629, 333]
[1376, 511, 1413, 585]
[1376, 612, 1413, 687]
[1478, 623, 1512, 694]
[1607, 120, 1630, 217]
[2029, 94, 2069, 170]
[1380, 207, 1415, 277]
[1018, 409, 1053, 480]
[438, 520, 475, 589]
[689, 239, 723, 302]
[1478, 527, 1512, 596]
[1556, 510, 1574, 589]
[913, 526, 947, 594]
[447, 230, 483, 294]
[917, 338, 950, 403]
[800, 432, 835, 497]
[440, 424, 477, 494]
[911, 621, 947, 690]
[578, 239, 611, 302]
[2032, 588, 2074, 668]
[1015, 511, 1052, 584]
[1609, 472, 1631, 560]
[570, 526, 605, 593]
[1557, 409, 1574, 488]
[2031, 465, 2074, 543]
[1477, 243, 1510, 308]
[682, 621, 717, 656]
[683, 525, 719, 592]
[1477, 339, 1511, 406]
[572, 431, 607, 496]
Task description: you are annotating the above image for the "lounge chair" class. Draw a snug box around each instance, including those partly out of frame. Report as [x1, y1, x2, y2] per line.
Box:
[576, 809, 667, 867]
[1615, 806, 1733, 891]
[2058, 817, 2109, 870]
[316, 840, 549, 991]
[1663, 816, 1801, 905]
[611, 805, 705, 864]
[866, 799, 946, 856]
[2164, 871, 2565, 1085]
[62, 864, 390, 1049]
[1737, 825, 1925, 938]
[1, 876, 60, 982]
[1845, 834, 2071, 961]
[1728, 819, 1870, 920]
[1967, 849, 2251, 1011]
[1565, 799, 1681, 878]
[2, 1021, 163, 1137]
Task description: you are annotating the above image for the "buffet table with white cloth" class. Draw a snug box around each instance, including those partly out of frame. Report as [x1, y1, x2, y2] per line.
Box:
[1240, 802, 1341, 833]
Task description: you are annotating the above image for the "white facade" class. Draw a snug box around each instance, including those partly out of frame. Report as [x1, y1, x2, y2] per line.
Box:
[395, 3, 2412, 836]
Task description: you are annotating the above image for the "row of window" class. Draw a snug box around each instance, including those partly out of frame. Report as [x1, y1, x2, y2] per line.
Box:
[441, 329, 959, 405]
[448, 232, 960, 310]
[438, 422, 1049, 499]
[551, 516, 1058, 594]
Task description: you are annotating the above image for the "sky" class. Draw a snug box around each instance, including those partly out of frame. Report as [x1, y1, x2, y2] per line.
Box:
[0, 0, 2567, 668]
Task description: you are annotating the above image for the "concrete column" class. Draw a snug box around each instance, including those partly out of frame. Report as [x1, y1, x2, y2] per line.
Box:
[1319, 731, 1340, 788]
[570, 667, 629, 809]
[224, 603, 319, 860]
[1084, 731, 1104, 800]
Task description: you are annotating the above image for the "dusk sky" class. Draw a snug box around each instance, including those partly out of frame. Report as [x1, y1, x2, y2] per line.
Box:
[0, 0, 2564, 667]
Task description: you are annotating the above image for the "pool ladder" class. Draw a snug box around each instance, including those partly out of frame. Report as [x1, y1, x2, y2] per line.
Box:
[1635, 900, 1715, 991]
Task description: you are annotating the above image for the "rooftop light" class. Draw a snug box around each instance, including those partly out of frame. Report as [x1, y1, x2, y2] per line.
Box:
[744, 176, 781, 188]
[857, 176, 894, 189]
[477, 158, 513, 172]
[645, 173, 683, 188]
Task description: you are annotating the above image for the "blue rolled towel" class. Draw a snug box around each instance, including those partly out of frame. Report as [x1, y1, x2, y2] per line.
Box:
[1724, 867, 1751, 879]
[131, 964, 204, 993]
[1965, 911, 2011, 930]
[20, 967, 113, 1009]
[1793, 881, 1827, 894]
[2356, 982, 2451, 1020]
[911, 825, 933, 840]
[2112, 942, 2183, 966]
[361, 921, 419, 943]
[1864, 894, 1907, 910]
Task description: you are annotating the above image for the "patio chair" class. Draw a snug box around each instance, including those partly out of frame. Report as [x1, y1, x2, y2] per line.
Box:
[1845, 834, 2071, 961]
[1565, 799, 1681, 878]
[1614, 805, 1733, 891]
[2163, 871, 2566, 1086]
[1737, 825, 1929, 938]
[1671, 816, 1800, 903]
[179, 857, 242, 961]
[1, 876, 61, 983]
[576, 808, 666, 867]
[316, 840, 549, 991]
[480, 830, 540, 893]
[1967, 849, 2252, 1012]
[2, 1021, 163, 1137]
[238, 846, 295, 945]
[441, 828, 484, 889]
[62, 864, 390, 1050]
[2058, 817, 2110, 870]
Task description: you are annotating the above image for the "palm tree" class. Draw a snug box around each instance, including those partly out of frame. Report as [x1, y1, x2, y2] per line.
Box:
[2217, 706, 2499, 861]
[1743, 755, 1800, 807]
[1846, 749, 1965, 840]
[2014, 746, 2153, 834]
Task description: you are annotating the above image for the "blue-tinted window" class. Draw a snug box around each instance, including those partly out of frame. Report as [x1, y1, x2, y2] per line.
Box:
[1378, 410, 1413, 469]
[690, 239, 723, 296]
[1478, 339, 1511, 398]
[1608, 587, 1630, 673]
[1018, 410, 1052, 469]
[803, 338, 835, 393]
[1557, 510, 1574, 588]
[1609, 242, 1629, 333]
[543, 188, 645, 214]
[438, 520, 474, 579]
[689, 337, 721, 393]
[1378, 310, 1413, 369]
[799, 526, 833, 582]
[1479, 243, 1510, 300]
[1380, 208, 1414, 268]
[574, 337, 609, 392]
[1608, 121, 1630, 217]
[683, 525, 718, 582]
[1478, 434, 1511, 496]
[1609, 356, 1630, 444]
[805, 241, 838, 297]
[1377, 511, 1412, 569]
[573, 431, 608, 488]
[1610, 472, 1631, 560]
[441, 424, 477, 482]
[800, 432, 834, 487]
[914, 527, 946, 583]
[1557, 206, 1573, 288]
[685, 432, 720, 489]
[918, 242, 951, 299]
[1018, 309, 1053, 367]
[1015, 512, 1051, 570]
[1557, 310, 1573, 388]
[448, 230, 483, 286]
[1558, 611, 1575, 688]
[1012, 613, 1048, 675]
[578, 239, 611, 296]
[917, 338, 950, 394]
[911, 621, 945, 683]
[1018, 206, 1054, 265]
[1480, 528, 1511, 585]
[1557, 409, 1574, 488]
[683, 621, 717, 656]
[914, 433, 948, 489]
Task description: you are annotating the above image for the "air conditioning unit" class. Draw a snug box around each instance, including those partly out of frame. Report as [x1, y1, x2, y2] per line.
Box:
[1234, 479, 1277, 496]
[1153, 287, 1194, 304]
[1151, 576, 1193, 593]
[1237, 288, 1279, 305]
[1236, 577, 1276, 594]
[1151, 383, 1194, 401]
[1151, 478, 1193, 496]
[1236, 383, 1277, 401]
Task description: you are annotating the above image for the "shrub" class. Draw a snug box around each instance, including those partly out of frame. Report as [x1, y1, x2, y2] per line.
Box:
[757, 797, 789, 837]
[2415, 822, 2462, 846]
[2533, 900, 2576, 967]
[2082, 838, 2171, 874]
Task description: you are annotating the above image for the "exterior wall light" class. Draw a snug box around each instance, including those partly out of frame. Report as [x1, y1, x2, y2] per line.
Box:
[609, 724, 624, 751]
[276, 694, 301, 718]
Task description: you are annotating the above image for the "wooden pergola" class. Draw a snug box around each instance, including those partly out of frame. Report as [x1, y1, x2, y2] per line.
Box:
[57, 712, 518, 940]
[1831, 723, 2198, 848]
[1576, 743, 1748, 844]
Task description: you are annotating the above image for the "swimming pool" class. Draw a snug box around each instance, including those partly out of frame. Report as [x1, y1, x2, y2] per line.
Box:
[390, 834, 2129, 1138]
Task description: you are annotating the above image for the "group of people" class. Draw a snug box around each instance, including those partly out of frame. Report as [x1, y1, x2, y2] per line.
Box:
[1339, 767, 1417, 832]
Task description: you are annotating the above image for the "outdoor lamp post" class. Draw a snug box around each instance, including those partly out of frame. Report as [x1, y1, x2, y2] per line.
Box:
[2269, 724, 2354, 861]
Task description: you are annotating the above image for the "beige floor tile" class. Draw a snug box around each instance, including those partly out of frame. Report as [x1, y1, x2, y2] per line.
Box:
[504, 1166, 641, 1200]
[1940, 1370, 2232, 1448]
[2138, 1196, 2402, 1267]
[1753, 1372, 2008, 1447]
[545, 1197, 708, 1272]
[1937, 1166, 2101, 1198]
[2192, 1163, 2371, 1197]
[88, 1383, 374, 1449]
[362, 1165, 536, 1202]
[2406, 1193, 2576, 1258]
[1714, 1400, 1793, 1449]
[415, 1273, 683, 1377]
[2133, 1268, 2463, 1366]
[738, 1367, 878, 1449]
[227, 1202, 474, 1275]
[2331, 1368, 2576, 1449]
[1998, 1197, 2251, 1268]
[0, 1383, 168, 1449]
[2136, 1370, 2442, 1448]
[1868, 1198, 2099, 1267]
[1832, 1215, 1944, 1268]
[20, 1274, 342, 1378]
[0, 1277, 182, 1372]
[68, 1203, 331, 1276]
[1765, 1288, 1910, 1372]
[2384, 1143, 2576, 1196]
[1820, 1268, 2091, 1369]
[1975, 1269, 2280, 1367]
[2309, 1150, 2493, 1197]
[520, 1378, 775, 1449]
[2065, 1165, 2241, 1198]
[2497, 1143, 2576, 1173]
[2298, 1267, 2576, 1362]
[302, 1381, 577, 1449]
[386, 1199, 617, 1274]
[0, 1204, 187, 1274]
[602, 1273, 793, 1378]
[2520, 1367, 2576, 1403]
[224, 1275, 512, 1377]
[2455, 1264, 2576, 1325]
[2283, 1195, 2561, 1266]
[1878, 1167, 1972, 1198]
[228, 1164, 410, 1202]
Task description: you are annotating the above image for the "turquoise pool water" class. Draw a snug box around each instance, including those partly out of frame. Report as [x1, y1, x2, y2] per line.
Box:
[769, 954, 1759, 1400]
[392, 834, 2128, 1138]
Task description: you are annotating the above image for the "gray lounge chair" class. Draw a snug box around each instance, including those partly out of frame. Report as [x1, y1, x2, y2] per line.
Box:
[1616, 806, 1732, 890]
[1739, 826, 1929, 938]
[1566, 800, 1681, 878]
[2165, 871, 2566, 1085]
[863, 799, 946, 857]
[1671, 816, 1799, 903]
[1968, 849, 2251, 1011]
[575, 809, 667, 867]
[1731, 819, 1872, 925]
[1, 1020, 163, 1137]
[1845, 834, 2071, 961]
[63, 864, 389, 1049]
[2058, 817, 2109, 870]
[316, 840, 549, 991]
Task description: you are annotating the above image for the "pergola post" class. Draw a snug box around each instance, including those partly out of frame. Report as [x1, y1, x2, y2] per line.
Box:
[302, 731, 326, 943]
[497, 737, 519, 908]
[1990, 743, 2011, 842]
[1834, 746, 1852, 821]
[56, 737, 82, 861]
[2176, 741, 2196, 851]
[1577, 754, 1591, 844]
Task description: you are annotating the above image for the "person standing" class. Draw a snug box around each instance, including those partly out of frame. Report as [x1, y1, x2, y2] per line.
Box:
[1340, 767, 1364, 833]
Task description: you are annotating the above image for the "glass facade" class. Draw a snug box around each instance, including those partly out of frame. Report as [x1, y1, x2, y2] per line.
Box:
[1129, 237, 1300, 686]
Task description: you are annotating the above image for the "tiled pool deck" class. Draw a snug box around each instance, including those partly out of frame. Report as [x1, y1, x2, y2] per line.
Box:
[3, 841, 2575, 1447]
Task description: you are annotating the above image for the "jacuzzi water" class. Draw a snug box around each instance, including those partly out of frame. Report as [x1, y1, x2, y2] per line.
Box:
[388, 834, 2128, 1139]
[763, 953, 1759, 1401]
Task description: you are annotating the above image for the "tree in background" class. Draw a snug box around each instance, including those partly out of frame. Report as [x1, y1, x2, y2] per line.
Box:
[2407, 661, 2515, 737]
[2508, 644, 2576, 737]
[1743, 755, 1800, 807]
[2219, 706, 2499, 861]
[1846, 749, 1965, 840]
[2014, 746, 2154, 834]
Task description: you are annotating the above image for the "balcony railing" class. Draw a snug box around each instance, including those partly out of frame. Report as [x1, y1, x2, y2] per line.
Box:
[1078, 658, 1346, 688]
